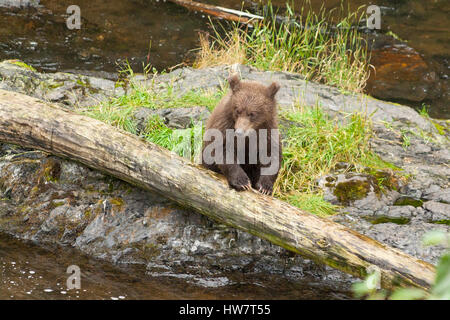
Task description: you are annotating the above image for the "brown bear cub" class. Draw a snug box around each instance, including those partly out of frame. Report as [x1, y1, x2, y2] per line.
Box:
[202, 75, 282, 195]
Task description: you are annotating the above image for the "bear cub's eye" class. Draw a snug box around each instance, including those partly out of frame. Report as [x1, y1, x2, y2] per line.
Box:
[248, 112, 256, 119]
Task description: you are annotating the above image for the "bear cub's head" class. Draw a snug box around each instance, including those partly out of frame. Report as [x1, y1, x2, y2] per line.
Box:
[228, 74, 280, 136]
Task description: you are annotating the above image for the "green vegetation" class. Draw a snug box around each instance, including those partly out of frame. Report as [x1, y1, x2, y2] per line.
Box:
[282, 191, 337, 217]
[109, 82, 223, 113]
[433, 121, 446, 136]
[7, 59, 37, 72]
[78, 70, 222, 162]
[275, 103, 396, 215]
[353, 230, 450, 299]
[394, 196, 423, 208]
[332, 179, 371, 204]
[419, 103, 430, 118]
[419, 103, 447, 136]
[401, 129, 411, 150]
[386, 30, 406, 42]
[369, 216, 410, 225]
[79, 68, 224, 137]
[195, 1, 369, 93]
[433, 220, 450, 226]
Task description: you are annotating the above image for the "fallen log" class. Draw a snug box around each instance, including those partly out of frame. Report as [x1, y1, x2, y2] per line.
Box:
[0, 89, 435, 290]
[167, 0, 263, 24]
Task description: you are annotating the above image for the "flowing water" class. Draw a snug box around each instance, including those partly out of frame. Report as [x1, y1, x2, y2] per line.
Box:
[0, 233, 351, 299]
[0, 0, 448, 117]
[0, 0, 448, 300]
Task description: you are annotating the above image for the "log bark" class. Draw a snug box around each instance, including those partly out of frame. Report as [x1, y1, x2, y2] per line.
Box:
[167, 0, 263, 24]
[0, 89, 435, 290]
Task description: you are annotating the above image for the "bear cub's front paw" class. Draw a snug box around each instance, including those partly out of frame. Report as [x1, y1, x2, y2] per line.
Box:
[228, 170, 251, 191]
[255, 176, 274, 195]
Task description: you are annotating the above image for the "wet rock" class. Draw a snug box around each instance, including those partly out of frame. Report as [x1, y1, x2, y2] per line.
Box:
[1, 145, 351, 284]
[0, 0, 39, 7]
[33, 203, 88, 244]
[422, 184, 441, 197]
[0, 60, 124, 107]
[366, 43, 437, 102]
[332, 211, 448, 264]
[134, 106, 210, 132]
[394, 196, 423, 208]
[413, 206, 434, 222]
[359, 220, 446, 262]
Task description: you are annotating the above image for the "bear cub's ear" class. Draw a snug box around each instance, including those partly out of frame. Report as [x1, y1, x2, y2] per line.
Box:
[266, 82, 280, 99]
[228, 74, 241, 93]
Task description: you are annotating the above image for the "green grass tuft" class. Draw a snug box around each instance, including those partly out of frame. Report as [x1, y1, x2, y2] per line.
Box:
[102, 81, 223, 112]
[283, 191, 337, 217]
[275, 103, 397, 215]
[195, 0, 370, 93]
[77, 73, 218, 161]
[7, 59, 37, 72]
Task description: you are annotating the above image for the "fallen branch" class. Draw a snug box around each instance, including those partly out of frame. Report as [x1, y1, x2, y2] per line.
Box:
[0, 89, 435, 290]
[166, 0, 263, 24]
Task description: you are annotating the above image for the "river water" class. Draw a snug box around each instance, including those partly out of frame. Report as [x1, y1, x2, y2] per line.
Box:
[0, 0, 448, 117]
[0, 233, 351, 299]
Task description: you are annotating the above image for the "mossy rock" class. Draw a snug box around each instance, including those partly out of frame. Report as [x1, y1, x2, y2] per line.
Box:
[369, 216, 411, 225]
[394, 196, 423, 208]
[41, 158, 62, 182]
[333, 179, 372, 205]
[110, 197, 125, 211]
[431, 220, 450, 226]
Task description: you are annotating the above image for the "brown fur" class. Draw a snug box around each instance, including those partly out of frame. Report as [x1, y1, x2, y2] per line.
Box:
[202, 75, 282, 195]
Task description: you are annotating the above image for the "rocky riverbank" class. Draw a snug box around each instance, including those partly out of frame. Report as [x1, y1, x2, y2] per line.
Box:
[0, 60, 449, 291]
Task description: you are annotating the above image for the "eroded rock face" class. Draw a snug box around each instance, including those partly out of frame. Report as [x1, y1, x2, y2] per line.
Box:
[0, 144, 350, 287]
[325, 122, 450, 264]
[0, 61, 449, 289]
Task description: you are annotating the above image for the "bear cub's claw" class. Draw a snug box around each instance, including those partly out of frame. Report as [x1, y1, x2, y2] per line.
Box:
[255, 176, 274, 196]
[228, 171, 252, 191]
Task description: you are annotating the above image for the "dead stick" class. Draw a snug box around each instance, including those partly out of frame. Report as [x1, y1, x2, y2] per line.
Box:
[167, 0, 263, 24]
